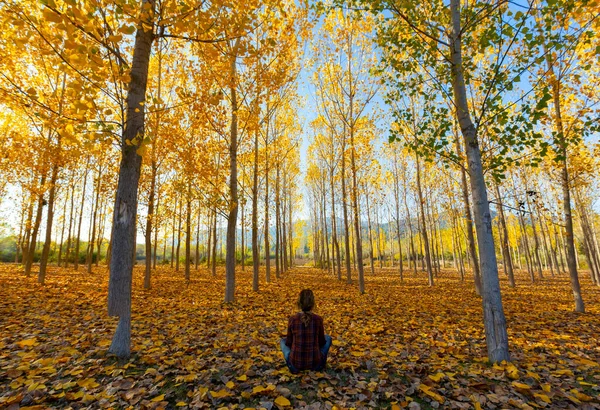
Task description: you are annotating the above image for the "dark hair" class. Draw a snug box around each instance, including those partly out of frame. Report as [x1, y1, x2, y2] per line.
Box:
[297, 289, 315, 327]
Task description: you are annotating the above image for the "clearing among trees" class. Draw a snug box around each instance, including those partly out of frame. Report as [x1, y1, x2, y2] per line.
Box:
[1, 265, 599, 409]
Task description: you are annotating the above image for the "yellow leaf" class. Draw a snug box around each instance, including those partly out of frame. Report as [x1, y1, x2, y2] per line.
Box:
[332, 340, 342, 346]
[27, 382, 46, 392]
[226, 381, 234, 389]
[391, 405, 401, 410]
[119, 25, 136, 35]
[176, 402, 187, 407]
[210, 389, 231, 398]
[552, 369, 573, 376]
[428, 372, 445, 382]
[43, 9, 62, 23]
[570, 389, 592, 402]
[237, 374, 248, 381]
[512, 381, 531, 390]
[564, 394, 581, 405]
[274, 395, 291, 407]
[151, 394, 165, 402]
[506, 363, 520, 380]
[533, 393, 551, 404]
[252, 386, 266, 394]
[526, 370, 540, 381]
[18, 338, 37, 347]
[77, 378, 99, 389]
[419, 385, 444, 403]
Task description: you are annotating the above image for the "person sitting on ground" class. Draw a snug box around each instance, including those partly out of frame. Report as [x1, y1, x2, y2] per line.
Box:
[280, 289, 332, 373]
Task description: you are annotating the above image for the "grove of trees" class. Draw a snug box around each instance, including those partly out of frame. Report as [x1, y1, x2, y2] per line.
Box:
[0, 0, 599, 366]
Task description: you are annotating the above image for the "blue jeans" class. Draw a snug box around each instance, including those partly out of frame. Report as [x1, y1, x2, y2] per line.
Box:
[280, 335, 332, 372]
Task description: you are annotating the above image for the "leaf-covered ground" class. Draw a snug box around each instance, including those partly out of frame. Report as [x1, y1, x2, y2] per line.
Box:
[1, 264, 599, 410]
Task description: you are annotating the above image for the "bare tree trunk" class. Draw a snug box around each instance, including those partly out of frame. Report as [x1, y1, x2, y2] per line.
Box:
[26, 174, 47, 276]
[144, 162, 156, 289]
[176, 198, 182, 272]
[87, 167, 102, 274]
[251, 128, 260, 291]
[171, 196, 177, 268]
[366, 190, 375, 276]
[107, 2, 154, 358]
[288, 187, 294, 268]
[74, 159, 90, 271]
[16, 199, 26, 264]
[416, 157, 433, 285]
[224, 49, 239, 303]
[341, 135, 352, 284]
[39, 163, 59, 284]
[402, 174, 417, 276]
[21, 192, 35, 267]
[241, 199, 245, 271]
[282, 178, 289, 273]
[153, 185, 160, 269]
[275, 165, 281, 278]
[264, 156, 271, 283]
[375, 203, 383, 270]
[524, 188, 543, 279]
[206, 207, 212, 268]
[211, 208, 217, 277]
[185, 189, 191, 283]
[450, 0, 509, 362]
[57, 192, 68, 267]
[545, 51, 584, 312]
[330, 168, 342, 280]
[535, 199, 555, 277]
[494, 183, 515, 287]
[195, 201, 201, 270]
[349, 114, 365, 294]
[97, 197, 107, 266]
[456, 134, 481, 295]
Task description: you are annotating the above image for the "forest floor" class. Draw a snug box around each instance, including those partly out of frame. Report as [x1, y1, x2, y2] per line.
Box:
[1, 264, 600, 410]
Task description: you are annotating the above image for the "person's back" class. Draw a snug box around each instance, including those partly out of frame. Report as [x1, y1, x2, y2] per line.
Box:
[280, 289, 332, 373]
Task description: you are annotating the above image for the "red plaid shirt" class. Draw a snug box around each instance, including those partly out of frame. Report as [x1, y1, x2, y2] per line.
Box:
[285, 312, 326, 371]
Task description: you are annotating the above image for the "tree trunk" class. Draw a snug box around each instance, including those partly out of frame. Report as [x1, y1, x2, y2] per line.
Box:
[264, 153, 271, 283]
[456, 133, 481, 295]
[545, 52, 584, 312]
[57, 192, 68, 267]
[494, 183, 515, 287]
[176, 198, 182, 272]
[450, 0, 509, 362]
[275, 165, 281, 278]
[26, 173, 47, 276]
[74, 160, 90, 271]
[224, 49, 239, 303]
[241, 199, 245, 271]
[39, 164, 59, 284]
[87, 167, 102, 274]
[416, 157, 433, 286]
[195, 200, 200, 270]
[211, 208, 217, 276]
[366, 190, 375, 276]
[330, 167, 342, 280]
[524, 188, 543, 279]
[251, 128, 260, 291]
[185, 189, 191, 283]
[171, 195, 177, 268]
[341, 136, 352, 284]
[206, 207, 212, 268]
[107, 2, 154, 358]
[144, 162, 156, 289]
[153, 188, 160, 269]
